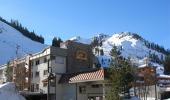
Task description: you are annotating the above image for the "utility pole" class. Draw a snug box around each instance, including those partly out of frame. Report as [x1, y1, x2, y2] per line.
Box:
[13, 45, 20, 89]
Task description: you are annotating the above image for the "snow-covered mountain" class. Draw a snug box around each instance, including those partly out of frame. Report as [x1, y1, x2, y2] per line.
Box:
[70, 32, 169, 74]
[0, 20, 47, 65]
[69, 36, 92, 44]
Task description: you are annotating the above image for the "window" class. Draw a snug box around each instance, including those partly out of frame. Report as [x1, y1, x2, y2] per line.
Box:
[31, 84, 34, 92]
[79, 86, 86, 94]
[35, 60, 40, 65]
[43, 82, 47, 87]
[35, 84, 39, 91]
[43, 70, 48, 75]
[35, 71, 39, 77]
[51, 55, 56, 60]
[44, 57, 47, 63]
[91, 84, 102, 88]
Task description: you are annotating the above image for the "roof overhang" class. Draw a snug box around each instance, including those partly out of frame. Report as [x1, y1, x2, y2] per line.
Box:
[59, 69, 105, 84]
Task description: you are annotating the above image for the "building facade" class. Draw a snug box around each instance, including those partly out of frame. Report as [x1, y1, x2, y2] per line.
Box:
[1, 41, 170, 100]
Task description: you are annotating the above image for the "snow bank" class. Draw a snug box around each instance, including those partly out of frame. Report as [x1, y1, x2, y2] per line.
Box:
[123, 96, 140, 100]
[0, 82, 26, 100]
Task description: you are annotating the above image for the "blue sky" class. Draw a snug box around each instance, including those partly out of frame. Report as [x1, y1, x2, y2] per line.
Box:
[0, 0, 170, 49]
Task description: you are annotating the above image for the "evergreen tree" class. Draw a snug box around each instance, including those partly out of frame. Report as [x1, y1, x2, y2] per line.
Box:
[52, 37, 63, 47]
[0, 17, 44, 44]
[5, 62, 13, 82]
[164, 55, 170, 74]
[107, 46, 135, 100]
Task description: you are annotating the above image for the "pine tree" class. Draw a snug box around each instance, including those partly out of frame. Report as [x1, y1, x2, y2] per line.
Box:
[5, 62, 13, 82]
[52, 37, 63, 47]
[0, 17, 44, 44]
[164, 55, 170, 74]
[107, 46, 134, 100]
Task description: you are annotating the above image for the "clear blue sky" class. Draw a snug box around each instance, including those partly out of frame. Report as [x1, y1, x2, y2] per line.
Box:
[0, 0, 170, 49]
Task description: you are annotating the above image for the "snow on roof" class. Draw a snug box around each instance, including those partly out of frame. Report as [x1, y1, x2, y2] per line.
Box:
[69, 36, 91, 44]
[138, 64, 148, 68]
[158, 74, 170, 78]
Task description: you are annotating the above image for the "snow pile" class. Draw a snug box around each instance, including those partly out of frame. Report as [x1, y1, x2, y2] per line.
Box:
[130, 96, 140, 100]
[0, 20, 47, 65]
[0, 82, 26, 100]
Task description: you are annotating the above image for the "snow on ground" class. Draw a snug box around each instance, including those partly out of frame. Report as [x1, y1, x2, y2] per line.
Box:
[0, 20, 47, 65]
[123, 97, 158, 100]
[0, 82, 26, 100]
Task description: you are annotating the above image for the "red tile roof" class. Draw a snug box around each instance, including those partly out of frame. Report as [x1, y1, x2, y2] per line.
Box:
[59, 69, 105, 83]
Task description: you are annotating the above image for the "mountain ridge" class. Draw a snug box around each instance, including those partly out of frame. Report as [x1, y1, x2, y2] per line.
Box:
[69, 32, 169, 74]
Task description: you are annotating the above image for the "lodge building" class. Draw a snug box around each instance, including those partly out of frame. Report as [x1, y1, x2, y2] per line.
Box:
[0, 40, 170, 100]
[0, 41, 109, 100]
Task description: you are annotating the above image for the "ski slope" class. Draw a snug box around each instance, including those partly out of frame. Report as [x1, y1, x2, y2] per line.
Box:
[69, 32, 166, 74]
[0, 21, 47, 65]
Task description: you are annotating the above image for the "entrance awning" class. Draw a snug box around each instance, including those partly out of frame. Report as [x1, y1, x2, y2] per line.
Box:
[59, 69, 105, 83]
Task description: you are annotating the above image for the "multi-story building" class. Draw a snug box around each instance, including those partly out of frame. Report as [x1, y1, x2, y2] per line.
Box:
[1, 41, 170, 100]
[29, 46, 67, 100]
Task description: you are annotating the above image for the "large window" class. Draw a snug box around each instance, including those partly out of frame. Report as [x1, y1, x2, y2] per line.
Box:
[35, 60, 40, 65]
[44, 57, 47, 63]
[31, 84, 34, 92]
[79, 86, 86, 94]
[43, 70, 48, 75]
[35, 71, 39, 77]
[35, 84, 39, 92]
[91, 84, 102, 88]
[43, 82, 47, 87]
